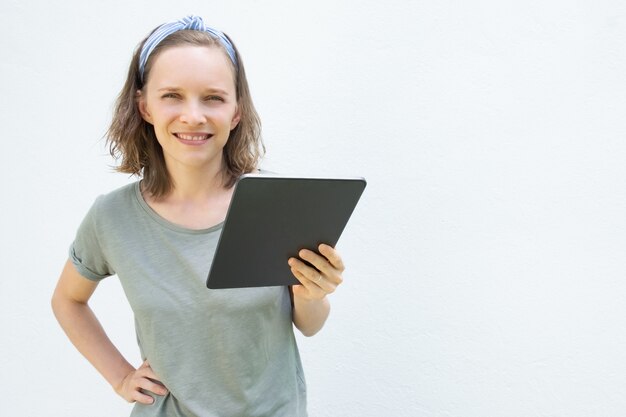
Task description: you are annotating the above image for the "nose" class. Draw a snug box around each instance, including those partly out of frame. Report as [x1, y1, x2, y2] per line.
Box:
[179, 100, 207, 125]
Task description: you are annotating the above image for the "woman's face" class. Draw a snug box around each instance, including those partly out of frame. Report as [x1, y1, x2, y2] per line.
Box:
[138, 45, 240, 172]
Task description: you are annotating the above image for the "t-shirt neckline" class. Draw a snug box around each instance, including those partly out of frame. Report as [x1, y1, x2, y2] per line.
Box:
[133, 181, 224, 235]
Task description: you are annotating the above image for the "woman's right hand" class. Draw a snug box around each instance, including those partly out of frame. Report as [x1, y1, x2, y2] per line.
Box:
[115, 360, 168, 404]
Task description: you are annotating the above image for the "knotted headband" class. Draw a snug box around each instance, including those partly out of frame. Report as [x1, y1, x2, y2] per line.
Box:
[138, 15, 237, 82]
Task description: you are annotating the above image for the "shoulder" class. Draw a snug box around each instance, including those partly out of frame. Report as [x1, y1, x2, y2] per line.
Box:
[93, 181, 139, 210]
[88, 181, 140, 223]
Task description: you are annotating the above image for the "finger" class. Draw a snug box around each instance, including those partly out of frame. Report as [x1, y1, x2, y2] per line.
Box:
[298, 249, 342, 285]
[319, 244, 345, 272]
[289, 258, 322, 284]
[138, 377, 168, 397]
[138, 365, 160, 381]
[136, 368, 168, 396]
[291, 264, 337, 294]
[297, 250, 331, 275]
[291, 267, 324, 294]
[132, 389, 155, 405]
[291, 264, 326, 295]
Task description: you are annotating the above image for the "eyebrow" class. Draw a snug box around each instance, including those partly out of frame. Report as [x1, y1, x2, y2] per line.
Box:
[157, 87, 231, 96]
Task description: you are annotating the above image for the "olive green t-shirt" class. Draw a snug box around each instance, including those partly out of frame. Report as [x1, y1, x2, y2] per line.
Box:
[70, 182, 307, 417]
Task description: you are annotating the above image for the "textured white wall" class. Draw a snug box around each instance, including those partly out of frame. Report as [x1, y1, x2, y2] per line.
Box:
[2, 1, 625, 416]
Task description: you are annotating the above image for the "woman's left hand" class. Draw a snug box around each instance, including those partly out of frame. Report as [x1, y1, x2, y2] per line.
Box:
[288, 244, 345, 301]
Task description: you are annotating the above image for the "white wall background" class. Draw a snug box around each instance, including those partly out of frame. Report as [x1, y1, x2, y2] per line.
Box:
[1, 1, 625, 416]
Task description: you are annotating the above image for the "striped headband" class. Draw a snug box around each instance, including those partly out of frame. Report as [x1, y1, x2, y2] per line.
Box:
[138, 15, 237, 82]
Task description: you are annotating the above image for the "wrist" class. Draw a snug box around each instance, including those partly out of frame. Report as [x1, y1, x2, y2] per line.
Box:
[293, 290, 326, 304]
[109, 364, 135, 394]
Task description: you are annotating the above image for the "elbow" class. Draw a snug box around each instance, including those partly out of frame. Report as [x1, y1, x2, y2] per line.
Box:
[50, 290, 63, 319]
[295, 318, 327, 337]
[299, 327, 320, 338]
[50, 287, 75, 320]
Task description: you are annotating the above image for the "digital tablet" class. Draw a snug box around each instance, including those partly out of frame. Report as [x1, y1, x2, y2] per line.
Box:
[206, 174, 367, 289]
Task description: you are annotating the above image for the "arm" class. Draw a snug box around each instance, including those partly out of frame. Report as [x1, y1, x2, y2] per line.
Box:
[51, 259, 167, 404]
[288, 244, 345, 337]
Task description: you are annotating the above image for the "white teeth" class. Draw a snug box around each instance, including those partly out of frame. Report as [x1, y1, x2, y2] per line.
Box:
[177, 133, 209, 141]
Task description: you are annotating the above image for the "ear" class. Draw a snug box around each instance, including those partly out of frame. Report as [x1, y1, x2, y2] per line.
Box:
[230, 105, 241, 130]
[136, 90, 153, 125]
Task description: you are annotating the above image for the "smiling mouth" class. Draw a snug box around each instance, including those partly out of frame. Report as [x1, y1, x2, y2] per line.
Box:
[174, 133, 213, 141]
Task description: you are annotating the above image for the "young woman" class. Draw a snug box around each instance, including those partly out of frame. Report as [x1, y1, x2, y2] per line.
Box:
[51, 15, 345, 417]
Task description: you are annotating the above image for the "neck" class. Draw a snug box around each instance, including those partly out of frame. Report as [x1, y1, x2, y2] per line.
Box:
[163, 157, 230, 203]
[140, 156, 235, 230]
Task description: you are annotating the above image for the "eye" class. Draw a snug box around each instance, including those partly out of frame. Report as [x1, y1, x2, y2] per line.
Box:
[161, 93, 180, 100]
[205, 95, 225, 102]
